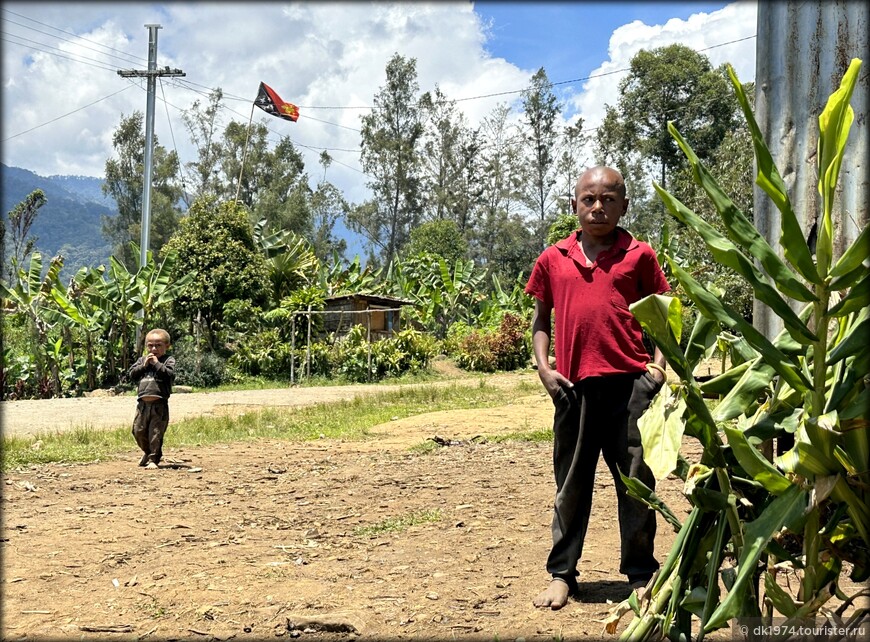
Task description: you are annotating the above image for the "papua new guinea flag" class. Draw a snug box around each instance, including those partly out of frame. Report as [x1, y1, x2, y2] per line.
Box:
[254, 82, 299, 122]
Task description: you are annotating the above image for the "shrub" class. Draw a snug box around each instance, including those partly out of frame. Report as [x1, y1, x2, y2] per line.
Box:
[173, 336, 233, 388]
[456, 313, 530, 373]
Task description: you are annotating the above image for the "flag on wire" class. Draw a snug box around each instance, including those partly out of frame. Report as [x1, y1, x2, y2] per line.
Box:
[254, 82, 299, 122]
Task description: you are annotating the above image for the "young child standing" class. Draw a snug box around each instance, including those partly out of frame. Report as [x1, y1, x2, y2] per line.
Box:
[128, 328, 175, 469]
[525, 166, 670, 610]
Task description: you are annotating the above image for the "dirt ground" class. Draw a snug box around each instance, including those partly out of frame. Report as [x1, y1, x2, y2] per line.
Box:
[0, 367, 758, 641]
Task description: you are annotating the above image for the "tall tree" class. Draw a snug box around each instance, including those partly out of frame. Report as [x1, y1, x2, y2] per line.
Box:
[4, 189, 46, 280]
[309, 180, 348, 261]
[101, 112, 183, 269]
[354, 53, 424, 263]
[472, 103, 536, 282]
[521, 67, 561, 248]
[601, 43, 736, 196]
[418, 86, 483, 234]
[181, 88, 225, 200]
[553, 121, 590, 218]
[164, 197, 269, 349]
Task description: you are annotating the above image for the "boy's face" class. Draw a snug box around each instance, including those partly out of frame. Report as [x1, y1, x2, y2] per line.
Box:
[572, 168, 628, 241]
[145, 334, 168, 358]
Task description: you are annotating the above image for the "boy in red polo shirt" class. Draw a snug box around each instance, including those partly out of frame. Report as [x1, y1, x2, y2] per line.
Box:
[525, 166, 670, 610]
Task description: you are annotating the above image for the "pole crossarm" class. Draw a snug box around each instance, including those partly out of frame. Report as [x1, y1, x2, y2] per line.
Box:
[117, 68, 186, 78]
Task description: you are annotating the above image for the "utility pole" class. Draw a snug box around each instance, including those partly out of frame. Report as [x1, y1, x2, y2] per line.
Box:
[117, 24, 185, 270]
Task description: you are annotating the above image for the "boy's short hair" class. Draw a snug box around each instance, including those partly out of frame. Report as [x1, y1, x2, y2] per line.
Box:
[147, 328, 171, 345]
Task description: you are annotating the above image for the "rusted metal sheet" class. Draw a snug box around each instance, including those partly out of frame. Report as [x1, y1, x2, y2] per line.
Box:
[753, 1, 868, 336]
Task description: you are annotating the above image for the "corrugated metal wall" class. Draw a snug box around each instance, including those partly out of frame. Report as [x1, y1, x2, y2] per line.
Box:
[753, 1, 868, 337]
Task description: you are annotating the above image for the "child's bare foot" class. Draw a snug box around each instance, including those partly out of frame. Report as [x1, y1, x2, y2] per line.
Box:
[533, 578, 571, 610]
[145, 461, 158, 470]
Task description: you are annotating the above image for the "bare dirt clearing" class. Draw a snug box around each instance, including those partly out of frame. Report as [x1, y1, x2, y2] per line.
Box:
[3, 370, 731, 641]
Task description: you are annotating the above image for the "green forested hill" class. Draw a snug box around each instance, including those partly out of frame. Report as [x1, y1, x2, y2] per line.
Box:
[1, 164, 115, 277]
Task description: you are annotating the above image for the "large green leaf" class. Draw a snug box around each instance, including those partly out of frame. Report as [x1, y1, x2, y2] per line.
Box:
[667, 258, 810, 392]
[704, 484, 807, 631]
[639, 384, 688, 481]
[660, 127, 817, 305]
[827, 306, 870, 364]
[723, 426, 793, 495]
[699, 360, 751, 396]
[726, 65, 820, 286]
[630, 294, 691, 379]
[828, 271, 869, 317]
[655, 180, 816, 343]
[829, 222, 870, 283]
[816, 58, 861, 278]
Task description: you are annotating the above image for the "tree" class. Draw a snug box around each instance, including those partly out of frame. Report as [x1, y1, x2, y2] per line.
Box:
[354, 53, 424, 263]
[521, 67, 561, 248]
[403, 219, 468, 266]
[472, 104, 537, 284]
[102, 112, 183, 269]
[309, 180, 348, 261]
[600, 43, 736, 201]
[181, 88, 225, 201]
[4, 189, 46, 281]
[418, 86, 484, 234]
[164, 197, 269, 349]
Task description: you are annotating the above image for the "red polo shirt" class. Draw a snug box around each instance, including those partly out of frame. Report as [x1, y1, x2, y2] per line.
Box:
[525, 227, 670, 382]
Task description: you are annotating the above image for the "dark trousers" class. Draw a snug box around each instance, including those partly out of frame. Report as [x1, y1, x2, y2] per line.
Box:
[132, 400, 170, 464]
[546, 372, 661, 586]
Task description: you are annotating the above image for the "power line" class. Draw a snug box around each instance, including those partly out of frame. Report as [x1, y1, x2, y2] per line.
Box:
[1, 84, 136, 142]
[1, 34, 120, 73]
[1, 8, 146, 65]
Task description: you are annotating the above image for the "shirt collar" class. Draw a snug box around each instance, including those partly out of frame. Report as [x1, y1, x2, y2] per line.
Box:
[554, 226, 636, 256]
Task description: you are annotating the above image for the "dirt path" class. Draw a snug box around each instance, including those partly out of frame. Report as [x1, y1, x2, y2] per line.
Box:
[0, 371, 538, 438]
[2, 370, 728, 641]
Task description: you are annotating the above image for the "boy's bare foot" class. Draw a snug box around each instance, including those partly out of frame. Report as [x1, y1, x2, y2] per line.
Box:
[145, 461, 158, 470]
[533, 578, 571, 610]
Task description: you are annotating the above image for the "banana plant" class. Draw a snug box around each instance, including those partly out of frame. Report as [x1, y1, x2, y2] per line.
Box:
[128, 244, 196, 354]
[610, 59, 868, 641]
[45, 265, 107, 390]
[0, 252, 64, 395]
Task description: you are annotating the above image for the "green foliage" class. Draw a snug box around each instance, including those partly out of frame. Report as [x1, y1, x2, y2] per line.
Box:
[102, 111, 182, 269]
[403, 219, 469, 265]
[164, 197, 269, 345]
[171, 336, 235, 388]
[546, 213, 577, 246]
[616, 59, 868, 641]
[455, 312, 530, 373]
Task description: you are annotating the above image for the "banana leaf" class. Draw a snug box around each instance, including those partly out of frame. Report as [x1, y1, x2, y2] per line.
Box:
[704, 484, 807, 631]
[763, 572, 798, 617]
[723, 426, 793, 495]
[828, 271, 869, 316]
[667, 258, 810, 392]
[816, 59, 861, 278]
[639, 383, 688, 481]
[658, 128, 817, 306]
[726, 64, 821, 287]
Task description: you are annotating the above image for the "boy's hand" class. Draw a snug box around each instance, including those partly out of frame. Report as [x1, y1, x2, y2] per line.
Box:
[538, 366, 573, 399]
[145, 353, 158, 366]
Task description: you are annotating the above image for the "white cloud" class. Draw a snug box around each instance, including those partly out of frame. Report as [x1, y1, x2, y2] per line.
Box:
[2, 1, 757, 206]
[572, 1, 757, 133]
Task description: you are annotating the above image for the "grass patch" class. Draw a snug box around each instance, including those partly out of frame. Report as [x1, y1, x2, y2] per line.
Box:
[353, 509, 442, 537]
[1, 381, 528, 472]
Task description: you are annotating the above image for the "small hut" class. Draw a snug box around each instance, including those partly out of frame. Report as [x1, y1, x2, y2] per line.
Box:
[322, 293, 412, 340]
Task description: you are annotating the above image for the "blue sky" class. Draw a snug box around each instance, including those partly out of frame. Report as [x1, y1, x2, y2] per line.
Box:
[1, 1, 757, 256]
